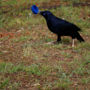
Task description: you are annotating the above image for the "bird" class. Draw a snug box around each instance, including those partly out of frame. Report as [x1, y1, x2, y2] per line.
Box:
[40, 11, 85, 47]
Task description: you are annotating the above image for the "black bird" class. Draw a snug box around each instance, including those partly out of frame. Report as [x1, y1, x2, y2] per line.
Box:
[40, 11, 85, 47]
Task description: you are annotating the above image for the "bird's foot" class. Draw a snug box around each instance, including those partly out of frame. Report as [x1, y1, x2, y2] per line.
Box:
[72, 44, 74, 48]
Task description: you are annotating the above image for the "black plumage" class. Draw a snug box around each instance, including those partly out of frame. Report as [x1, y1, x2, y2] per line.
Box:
[40, 11, 85, 46]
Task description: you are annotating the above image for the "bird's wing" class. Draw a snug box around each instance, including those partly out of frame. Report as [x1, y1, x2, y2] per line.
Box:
[51, 17, 81, 31]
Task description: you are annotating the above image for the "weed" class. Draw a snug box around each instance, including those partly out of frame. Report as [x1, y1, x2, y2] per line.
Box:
[60, 51, 72, 58]
[80, 77, 90, 84]
[12, 35, 31, 42]
[0, 78, 9, 89]
[0, 62, 24, 73]
[0, 52, 3, 55]
[0, 0, 90, 89]
[8, 82, 21, 90]
[24, 64, 51, 76]
[54, 76, 72, 89]
[24, 64, 42, 76]
[73, 66, 87, 75]
[0, 62, 51, 76]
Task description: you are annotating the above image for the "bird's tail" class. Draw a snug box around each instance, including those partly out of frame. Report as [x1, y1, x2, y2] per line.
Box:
[76, 32, 85, 42]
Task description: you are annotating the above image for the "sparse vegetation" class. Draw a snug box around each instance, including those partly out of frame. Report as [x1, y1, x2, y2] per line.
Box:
[0, 0, 90, 89]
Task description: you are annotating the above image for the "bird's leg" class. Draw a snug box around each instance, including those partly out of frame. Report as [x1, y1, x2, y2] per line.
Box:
[57, 35, 61, 43]
[72, 39, 75, 47]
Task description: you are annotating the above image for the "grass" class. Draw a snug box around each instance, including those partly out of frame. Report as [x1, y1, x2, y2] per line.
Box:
[0, 62, 24, 73]
[0, 78, 9, 89]
[1, 0, 90, 30]
[0, 62, 51, 76]
[81, 77, 90, 84]
[0, 0, 90, 89]
[0, 76, 20, 89]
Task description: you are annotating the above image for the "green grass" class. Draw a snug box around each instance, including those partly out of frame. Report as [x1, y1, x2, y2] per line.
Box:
[0, 78, 9, 89]
[0, 0, 90, 89]
[0, 76, 20, 89]
[81, 77, 90, 84]
[0, 62, 24, 73]
[0, 62, 51, 76]
[1, 0, 90, 30]
[12, 35, 31, 42]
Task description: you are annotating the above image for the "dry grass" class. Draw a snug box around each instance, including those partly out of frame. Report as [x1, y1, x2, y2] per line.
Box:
[0, 0, 90, 89]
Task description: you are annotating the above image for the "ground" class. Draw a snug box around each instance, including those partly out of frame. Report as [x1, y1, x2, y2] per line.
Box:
[0, 0, 90, 90]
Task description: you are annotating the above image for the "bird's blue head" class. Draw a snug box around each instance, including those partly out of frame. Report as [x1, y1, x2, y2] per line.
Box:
[40, 11, 53, 18]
